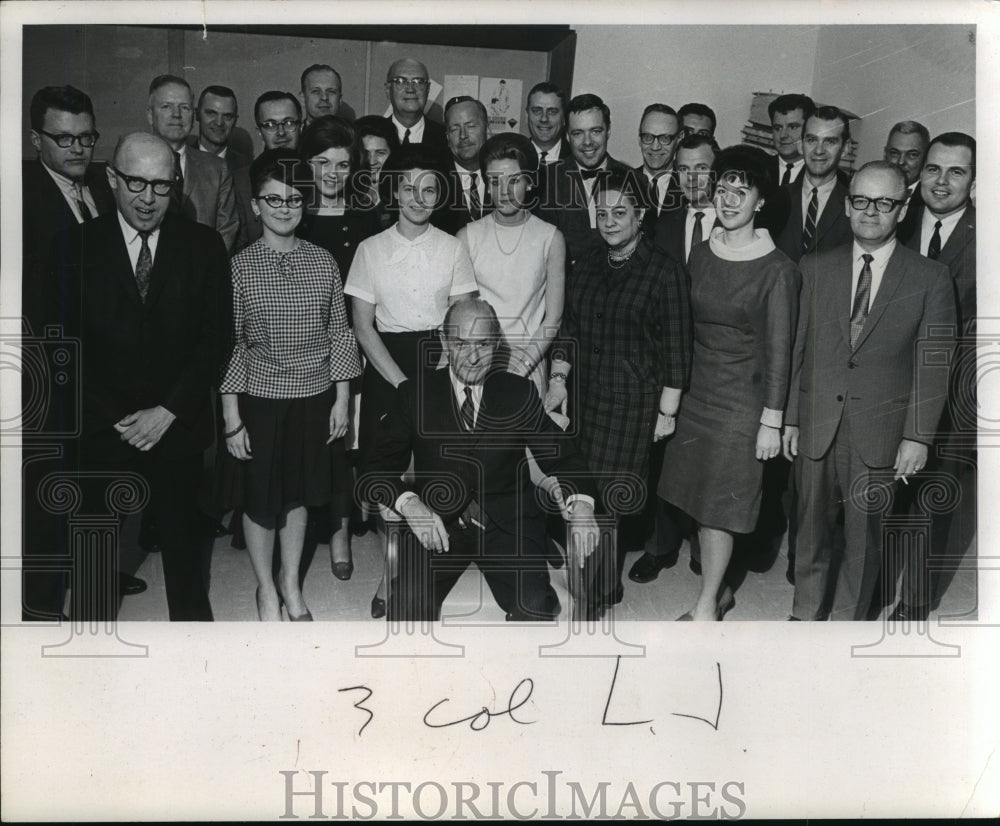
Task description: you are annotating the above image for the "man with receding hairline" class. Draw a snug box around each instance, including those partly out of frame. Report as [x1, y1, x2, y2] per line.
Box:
[45, 131, 228, 621]
[381, 57, 449, 163]
[300, 63, 343, 123]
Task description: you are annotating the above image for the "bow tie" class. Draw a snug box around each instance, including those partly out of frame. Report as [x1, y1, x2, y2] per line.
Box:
[579, 167, 606, 180]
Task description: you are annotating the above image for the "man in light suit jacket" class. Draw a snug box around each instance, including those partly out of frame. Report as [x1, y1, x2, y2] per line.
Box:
[783, 161, 956, 621]
[361, 298, 601, 622]
[535, 93, 632, 270]
[891, 132, 976, 621]
[147, 74, 239, 252]
[45, 133, 227, 621]
[773, 106, 854, 263]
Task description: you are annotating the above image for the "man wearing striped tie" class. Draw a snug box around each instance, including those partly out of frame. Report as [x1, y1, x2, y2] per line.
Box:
[774, 105, 854, 263]
[782, 161, 956, 621]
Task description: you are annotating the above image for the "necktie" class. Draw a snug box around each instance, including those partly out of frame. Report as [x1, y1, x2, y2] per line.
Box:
[170, 151, 185, 213]
[849, 253, 874, 349]
[467, 172, 481, 217]
[802, 186, 818, 252]
[460, 386, 475, 431]
[72, 183, 92, 221]
[927, 220, 943, 260]
[689, 211, 705, 262]
[135, 231, 153, 302]
[781, 162, 794, 187]
[539, 150, 548, 165]
[402, 128, 411, 145]
[579, 167, 603, 180]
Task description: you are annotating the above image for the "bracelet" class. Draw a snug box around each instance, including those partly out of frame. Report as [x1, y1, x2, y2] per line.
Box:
[760, 423, 780, 429]
[549, 372, 568, 382]
[224, 422, 245, 439]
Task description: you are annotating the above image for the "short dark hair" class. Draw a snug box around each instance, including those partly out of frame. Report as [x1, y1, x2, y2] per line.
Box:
[30, 85, 95, 131]
[444, 95, 489, 126]
[254, 91, 302, 124]
[300, 63, 341, 93]
[678, 102, 717, 134]
[378, 144, 446, 212]
[249, 148, 309, 198]
[887, 120, 930, 148]
[928, 131, 976, 179]
[767, 93, 815, 124]
[479, 132, 539, 173]
[526, 81, 566, 111]
[712, 144, 774, 199]
[196, 84, 237, 111]
[675, 133, 720, 156]
[639, 103, 679, 124]
[807, 106, 851, 143]
[354, 115, 399, 152]
[591, 168, 647, 210]
[149, 74, 191, 97]
[567, 93, 610, 128]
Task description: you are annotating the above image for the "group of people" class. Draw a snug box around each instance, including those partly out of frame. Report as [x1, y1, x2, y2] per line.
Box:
[22, 54, 975, 625]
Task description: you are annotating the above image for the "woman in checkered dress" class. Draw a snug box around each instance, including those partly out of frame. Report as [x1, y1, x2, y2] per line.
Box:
[547, 171, 692, 612]
[220, 150, 362, 621]
[658, 146, 800, 621]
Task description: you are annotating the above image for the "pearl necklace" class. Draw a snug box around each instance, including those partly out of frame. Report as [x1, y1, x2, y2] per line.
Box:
[607, 233, 642, 269]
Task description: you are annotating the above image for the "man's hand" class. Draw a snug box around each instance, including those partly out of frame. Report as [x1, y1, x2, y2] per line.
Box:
[653, 412, 676, 441]
[400, 496, 450, 553]
[114, 406, 176, 451]
[894, 438, 928, 482]
[543, 381, 567, 414]
[567, 500, 600, 570]
[327, 397, 350, 443]
[782, 425, 800, 462]
[537, 475, 570, 519]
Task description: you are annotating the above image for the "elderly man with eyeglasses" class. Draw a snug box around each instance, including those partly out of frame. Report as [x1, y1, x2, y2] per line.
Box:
[381, 57, 449, 164]
[42, 131, 229, 622]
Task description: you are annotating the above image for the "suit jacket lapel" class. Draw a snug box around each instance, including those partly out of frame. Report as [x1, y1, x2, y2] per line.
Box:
[143, 216, 174, 307]
[937, 205, 975, 269]
[788, 178, 804, 246]
[815, 180, 847, 242]
[852, 244, 906, 352]
[104, 214, 144, 305]
[836, 245, 855, 347]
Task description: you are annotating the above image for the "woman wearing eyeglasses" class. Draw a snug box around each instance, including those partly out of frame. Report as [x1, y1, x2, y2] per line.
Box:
[345, 144, 478, 617]
[457, 133, 565, 398]
[658, 145, 800, 621]
[297, 116, 383, 580]
[220, 149, 362, 621]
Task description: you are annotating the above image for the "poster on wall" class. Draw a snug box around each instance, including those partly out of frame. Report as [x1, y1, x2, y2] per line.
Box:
[480, 76, 523, 135]
[443, 73, 479, 105]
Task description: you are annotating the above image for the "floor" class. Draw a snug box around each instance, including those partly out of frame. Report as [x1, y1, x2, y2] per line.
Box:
[114, 509, 979, 623]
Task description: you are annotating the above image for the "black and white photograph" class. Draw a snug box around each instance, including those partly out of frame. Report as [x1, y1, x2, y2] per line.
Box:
[2, 0, 998, 820]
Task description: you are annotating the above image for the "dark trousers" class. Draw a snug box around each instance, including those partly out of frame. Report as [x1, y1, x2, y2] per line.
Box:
[388, 520, 558, 622]
[21, 449, 71, 620]
[81, 437, 213, 621]
[792, 415, 887, 621]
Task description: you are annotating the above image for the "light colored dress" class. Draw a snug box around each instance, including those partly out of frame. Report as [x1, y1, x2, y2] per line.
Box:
[461, 213, 559, 396]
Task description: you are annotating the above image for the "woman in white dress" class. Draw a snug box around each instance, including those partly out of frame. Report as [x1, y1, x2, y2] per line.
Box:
[457, 133, 566, 398]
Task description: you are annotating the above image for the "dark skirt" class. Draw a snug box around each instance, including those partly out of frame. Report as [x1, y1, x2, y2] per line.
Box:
[357, 329, 442, 465]
[239, 387, 336, 529]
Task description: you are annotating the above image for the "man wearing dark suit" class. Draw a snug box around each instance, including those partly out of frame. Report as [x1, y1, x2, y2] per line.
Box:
[526, 81, 570, 167]
[382, 57, 449, 165]
[757, 93, 814, 237]
[433, 96, 490, 236]
[633, 103, 684, 219]
[783, 161, 956, 621]
[678, 102, 717, 139]
[773, 106, 854, 263]
[536, 93, 632, 270]
[886, 120, 930, 241]
[147, 74, 239, 252]
[46, 132, 227, 621]
[650, 134, 719, 265]
[891, 132, 976, 622]
[299, 63, 343, 124]
[361, 298, 601, 622]
[21, 85, 120, 620]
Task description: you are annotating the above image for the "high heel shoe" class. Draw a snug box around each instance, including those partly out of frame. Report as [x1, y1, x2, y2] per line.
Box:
[255, 586, 282, 621]
[275, 578, 313, 621]
[370, 595, 386, 619]
[676, 585, 736, 621]
[331, 558, 354, 581]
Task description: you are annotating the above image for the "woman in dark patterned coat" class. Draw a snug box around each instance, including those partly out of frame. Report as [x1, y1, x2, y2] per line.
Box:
[547, 170, 692, 615]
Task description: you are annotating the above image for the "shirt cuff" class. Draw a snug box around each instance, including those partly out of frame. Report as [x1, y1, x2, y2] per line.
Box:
[566, 494, 596, 513]
[760, 407, 784, 428]
[395, 491, 419, 513]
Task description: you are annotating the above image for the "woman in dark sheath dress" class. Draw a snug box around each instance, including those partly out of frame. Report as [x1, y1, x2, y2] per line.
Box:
[659, 145, 800, 621]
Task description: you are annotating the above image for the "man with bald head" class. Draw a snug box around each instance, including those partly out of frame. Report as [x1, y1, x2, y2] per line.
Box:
[782, 160, 955, 621]
[45, 132, 228, 621]
[382, 57, 448, 163]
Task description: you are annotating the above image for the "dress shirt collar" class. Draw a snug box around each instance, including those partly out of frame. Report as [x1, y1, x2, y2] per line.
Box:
[708, 226, 775, 261]
[533, 140, 561, 163]
[851, 238, 895, 308]
[779, 157, 805, 185]
[391, 222, 434, 246]
[448, 368, 484, 427]
[116, 210, 161, 271]
[40, 160, 96, 222]
[391, 113, 425, 144]
[199, 140, 227, 159]
[453, 162, 482, 184]
[920, 204, 966, 255]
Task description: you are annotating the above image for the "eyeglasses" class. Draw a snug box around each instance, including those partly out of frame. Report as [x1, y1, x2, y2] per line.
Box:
[111, 167, 175, 196]
[639, 132, 679, 146]
[257, 194, 304, 209]
[257, 118, 301, 133]
[848, 195, 906, 213]
[388, 77, 431, 90]
[38, 129, 100, 148]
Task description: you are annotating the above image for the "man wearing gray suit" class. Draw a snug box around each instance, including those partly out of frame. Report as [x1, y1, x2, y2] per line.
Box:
[783, 161, 956, 621]
[147, 74, 239, 252]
